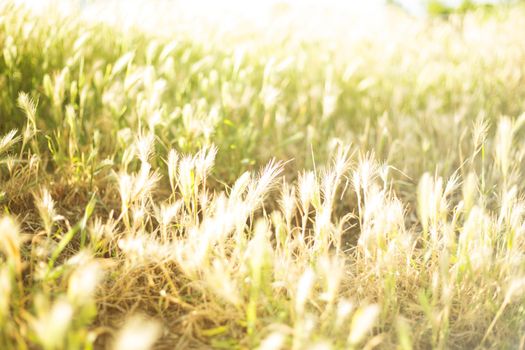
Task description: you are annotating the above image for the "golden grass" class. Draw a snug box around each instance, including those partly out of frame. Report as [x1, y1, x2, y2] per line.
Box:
[0, 1, 524, 349]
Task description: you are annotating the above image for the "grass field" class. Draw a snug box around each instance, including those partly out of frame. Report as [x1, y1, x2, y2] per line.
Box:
[1, 1, 525, 349]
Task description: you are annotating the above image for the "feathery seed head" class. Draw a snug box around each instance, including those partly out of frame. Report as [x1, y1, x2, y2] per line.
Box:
[113, 315, 162, 350]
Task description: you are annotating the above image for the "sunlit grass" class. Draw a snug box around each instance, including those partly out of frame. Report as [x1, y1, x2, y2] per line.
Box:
[0, 1, 524, 349]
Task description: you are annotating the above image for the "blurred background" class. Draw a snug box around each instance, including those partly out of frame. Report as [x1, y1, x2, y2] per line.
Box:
[14, 0, 515, 24]
[11, 0, 518, 56]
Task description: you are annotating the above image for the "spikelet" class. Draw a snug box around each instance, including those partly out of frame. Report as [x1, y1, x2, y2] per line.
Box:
[230, 171, 251, 200]
[167, 149, 179, 194]
[67, 259, 103, 306]
[348, 304, 380, 346]
[113, 315, 162, 350]
[177, 155, 195, 204]
[257, 332, 286, 350]
[135, 133, 155, 165]
[317, 255, 343, 305]
[34, 188, 60, 235]
[295, 267, 315, 316]
[298, 171, 317, 213]
[0, 129, 20, 156]
[0, 267, 11, 323]
[245, 159, 284, 212]
[335, 298, 354, 330]
[195, 144, 217, 183]
[17, 92, 38, 135]
[204, 259, 241, 306]
[0, 216, 22, 275]
[31, 296, 74, 350]
[280, 180, 296, 228]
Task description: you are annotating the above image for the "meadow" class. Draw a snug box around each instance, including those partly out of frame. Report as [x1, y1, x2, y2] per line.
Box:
[0, 1, 524, 349]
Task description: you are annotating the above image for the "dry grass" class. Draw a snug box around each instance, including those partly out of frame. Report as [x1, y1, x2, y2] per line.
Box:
[0, 1, 524, 349]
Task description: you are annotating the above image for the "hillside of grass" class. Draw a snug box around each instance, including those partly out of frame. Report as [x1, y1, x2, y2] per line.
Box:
[0, 1, 524, 349]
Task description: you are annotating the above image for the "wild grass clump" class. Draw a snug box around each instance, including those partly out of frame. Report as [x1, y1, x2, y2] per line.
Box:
[0, 1, 524, 349]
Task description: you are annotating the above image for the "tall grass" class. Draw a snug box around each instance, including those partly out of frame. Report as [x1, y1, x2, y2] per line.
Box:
[0, 1, 524, 349]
